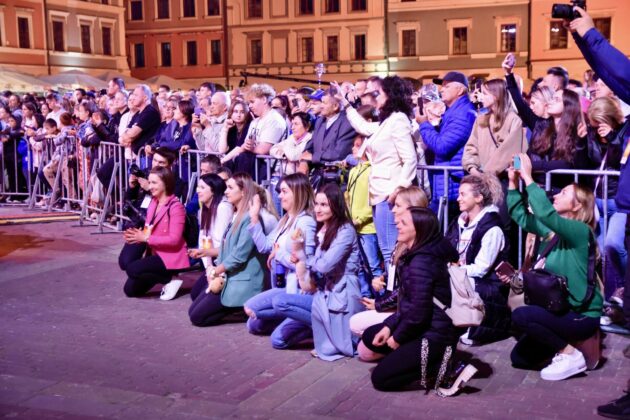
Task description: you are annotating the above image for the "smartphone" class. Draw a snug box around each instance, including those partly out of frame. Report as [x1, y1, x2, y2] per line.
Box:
[417, 97, 424, 116]
[291, 98, 299, 108]
[513, 155, 521, 170]
[495, 261, 516, 278]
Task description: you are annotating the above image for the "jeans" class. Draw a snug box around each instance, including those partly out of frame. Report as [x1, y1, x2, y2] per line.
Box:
[373, 201, 397, 267]
[244, 288, 287, 335]
[269, 292, 314, 349]
[604, 211, 628, 298]
[358, 233, 384, 298]
[511, 306, 599, 369]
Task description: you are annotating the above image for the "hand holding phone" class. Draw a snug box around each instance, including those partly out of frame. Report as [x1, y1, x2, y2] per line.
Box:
[513, 155, 521, 170]
[417, 98, 424, 116]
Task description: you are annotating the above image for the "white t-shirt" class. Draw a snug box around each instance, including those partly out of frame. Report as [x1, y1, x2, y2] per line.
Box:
[245, 109, 287, 149]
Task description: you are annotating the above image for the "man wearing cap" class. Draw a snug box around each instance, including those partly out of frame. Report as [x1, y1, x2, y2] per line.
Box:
[417, 71, 476, 217]
[309, 89, 325, 119]
[303, 87, 356, 165]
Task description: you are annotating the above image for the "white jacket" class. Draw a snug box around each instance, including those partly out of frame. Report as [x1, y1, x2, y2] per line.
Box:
[346, 108, 418, 205]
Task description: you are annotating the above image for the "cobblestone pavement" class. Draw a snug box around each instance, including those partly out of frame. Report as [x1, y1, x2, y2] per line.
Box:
[0, 211, 629, 419]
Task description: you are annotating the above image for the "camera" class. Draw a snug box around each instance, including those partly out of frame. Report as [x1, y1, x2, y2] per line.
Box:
[129, 163, 146, 178]
[122, 200, 146, 229]
[551, 0, 586, 20]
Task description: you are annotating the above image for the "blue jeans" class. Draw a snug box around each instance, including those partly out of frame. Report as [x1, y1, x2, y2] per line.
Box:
[358, 233, 383, 297]
[269, 293, 314, 349]
[373, 201, 397, 267]
[244, 288, 286, 335]
[604, 211, 628, 298]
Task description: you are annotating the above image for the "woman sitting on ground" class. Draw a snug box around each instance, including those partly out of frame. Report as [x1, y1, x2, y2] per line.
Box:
[358, 207, 476, 394]
[188, 172, 265, 326]
[445, 174, 512, 345]
[119, 166, 190, 297]
[243, 173, 316, 338]
[503, 153, 603, 381]
[294, 183, 363, 360]
[186, 173, 233, 301]
[350, 186, 429, 337]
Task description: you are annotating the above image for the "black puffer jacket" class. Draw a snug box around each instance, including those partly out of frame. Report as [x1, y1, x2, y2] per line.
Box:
[383, 236, 462, 346]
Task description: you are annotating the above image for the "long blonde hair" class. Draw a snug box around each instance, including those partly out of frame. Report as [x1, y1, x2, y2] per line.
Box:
[392, 186, 429, 208]
[277, 173, 314, 231]
[571, 183, 596, 229]
[230, 172, 258, 231]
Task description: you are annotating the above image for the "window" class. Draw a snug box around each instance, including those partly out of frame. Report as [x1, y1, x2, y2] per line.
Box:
[183, 0, 195, 17]
[353, 34, 365, 60]
[102, 26, 112, 56]
[299, 0, 313, 15]
[131, 0, 143, 20]
[500, 24, 516, 52]
[351, 0, 366, 11]
[594, 17, 611, 41]
[52, 21, 64, 52]
[452, 27, 467, 55]
[326, 35, 338, 61]
[17, 17, 30, 48]
[248, 0, 262, 18]
[549, 21, 567, 49]
[401, 29, 415, 57]
[186, 40, 197, 65]
[325, 0, 339, 13]
[250, 38, 262, 64]
[80, 24, 92, 54]
[134, 43, 145, 67]
[300, 37, 313, 62]
[210, 39, 221, 64]
[161, 42, 171, 66]
[157, 0, 169, 19]
[207, 0, 220, 15]
[101, 0, 108, 4]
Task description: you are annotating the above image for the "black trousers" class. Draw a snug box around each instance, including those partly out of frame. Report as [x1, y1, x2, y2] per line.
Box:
[119, 243, 172, 297]
[510, 306, 599, 369]
[188, 273, 240, 326]
[362, 323, 450, 392]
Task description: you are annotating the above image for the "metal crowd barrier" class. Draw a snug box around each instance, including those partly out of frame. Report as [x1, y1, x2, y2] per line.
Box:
[2, 140, 624, 278]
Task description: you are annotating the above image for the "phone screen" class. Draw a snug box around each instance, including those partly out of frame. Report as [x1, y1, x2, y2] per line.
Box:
[417, 98, 424, 115]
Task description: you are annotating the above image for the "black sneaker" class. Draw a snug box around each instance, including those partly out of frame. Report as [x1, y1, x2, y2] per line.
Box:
[597, 392, 630, 419]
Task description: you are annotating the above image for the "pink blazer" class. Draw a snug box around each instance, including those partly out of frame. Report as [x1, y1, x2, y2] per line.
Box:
[145, 195, 190, 270]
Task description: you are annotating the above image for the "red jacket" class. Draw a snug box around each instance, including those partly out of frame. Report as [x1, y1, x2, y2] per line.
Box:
[145, 195, 190, 270]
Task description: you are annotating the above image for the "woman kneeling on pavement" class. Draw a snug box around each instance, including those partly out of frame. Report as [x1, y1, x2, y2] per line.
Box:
[505, 153, 603, 381]
[119, 166, 190, 297]
[188, 172, 265, 326]
[358, 207, 476, 394]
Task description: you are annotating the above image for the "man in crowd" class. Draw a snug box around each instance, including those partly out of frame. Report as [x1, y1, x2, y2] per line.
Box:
[417, 71, 476, 218]
[303, 88, 356, 165]
[539, 66, 569, 91]
[157, 85, 170, 102]
[309, 89, 325, 119]
[120, 85, 161, 158]
[107, 77, 126, 99]
[189, 91, 229, 153]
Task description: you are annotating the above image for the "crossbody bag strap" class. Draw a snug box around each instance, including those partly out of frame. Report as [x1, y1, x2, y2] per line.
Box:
[533, 233, 560, 266]
[488, 126, 499, 148]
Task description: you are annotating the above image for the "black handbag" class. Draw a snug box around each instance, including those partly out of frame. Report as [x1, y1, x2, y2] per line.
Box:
[523, 234, 597, 314]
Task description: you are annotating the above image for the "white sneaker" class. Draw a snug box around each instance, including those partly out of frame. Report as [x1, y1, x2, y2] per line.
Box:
[459, 329, 474, 346]
[159, 279, 183, 301]
[540, 350, 587, 381]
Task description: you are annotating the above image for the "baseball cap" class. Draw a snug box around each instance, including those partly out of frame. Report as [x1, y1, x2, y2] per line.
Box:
[309, 89, 325, 102]
[433, 72, 469, 90]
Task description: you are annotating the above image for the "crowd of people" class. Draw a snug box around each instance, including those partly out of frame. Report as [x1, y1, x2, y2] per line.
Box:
[1, 8, 629, 415]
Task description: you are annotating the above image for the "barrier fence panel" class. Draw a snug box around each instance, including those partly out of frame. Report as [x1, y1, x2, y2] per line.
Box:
[0, 139, 32, 204]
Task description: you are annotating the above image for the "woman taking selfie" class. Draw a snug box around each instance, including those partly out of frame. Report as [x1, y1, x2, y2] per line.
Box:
[188, 173, 265, 326]
[119, 167, 189, 297]
[505, 153, 603, 381]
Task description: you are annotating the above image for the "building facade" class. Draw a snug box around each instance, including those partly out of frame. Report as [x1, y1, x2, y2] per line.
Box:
[529, 0, 630, 82]
[387, 0, 530, 83]
[0, 0, 129, 77]
[125, 0, 225, 85]
[226, 0, 386, 90]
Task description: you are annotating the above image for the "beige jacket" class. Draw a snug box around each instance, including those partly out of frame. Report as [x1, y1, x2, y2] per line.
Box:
[462, 111, 527, 175]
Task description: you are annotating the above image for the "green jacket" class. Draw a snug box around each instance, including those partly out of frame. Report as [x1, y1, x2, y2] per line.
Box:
[507, 183, 603, 318]
[216, 214, 265, 307]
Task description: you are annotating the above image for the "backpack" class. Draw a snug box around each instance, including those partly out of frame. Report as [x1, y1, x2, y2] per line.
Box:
[167, 203, 199, 249]
[433, 264, 485, 327]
